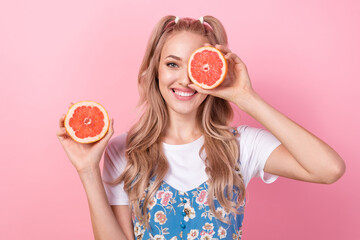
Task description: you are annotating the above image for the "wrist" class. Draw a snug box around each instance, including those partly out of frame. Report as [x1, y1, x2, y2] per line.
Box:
[234, 88, 261, 113]
[77, 164, 101, 177]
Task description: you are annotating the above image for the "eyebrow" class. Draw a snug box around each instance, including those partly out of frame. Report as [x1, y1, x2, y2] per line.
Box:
[165, 55, 182, 61]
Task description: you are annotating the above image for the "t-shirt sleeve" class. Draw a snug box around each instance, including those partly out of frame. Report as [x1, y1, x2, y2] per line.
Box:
[237, 125, 281, 188]
[102, 133, 129, 205]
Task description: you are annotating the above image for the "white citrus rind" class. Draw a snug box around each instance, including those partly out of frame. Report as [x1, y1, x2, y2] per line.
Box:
[188, 46, 227, 89]
[64, 101, 109, 144]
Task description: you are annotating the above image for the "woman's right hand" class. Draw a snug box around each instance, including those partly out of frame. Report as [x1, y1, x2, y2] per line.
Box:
[56, 103, 114, 174]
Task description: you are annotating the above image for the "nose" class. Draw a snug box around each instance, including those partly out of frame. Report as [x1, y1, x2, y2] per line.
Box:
[179, 70, 191, 86]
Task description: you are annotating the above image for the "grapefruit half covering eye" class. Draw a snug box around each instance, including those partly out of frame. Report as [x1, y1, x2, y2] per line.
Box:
[188, 46, 227, 89]
[64, 101, 110, 144]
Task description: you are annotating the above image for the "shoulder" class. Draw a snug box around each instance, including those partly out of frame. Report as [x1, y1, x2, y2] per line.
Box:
[235, 124, 281, 164]
[235, 125, 281, 187]
[235, 125, 264, 144]
[235, 125, 278, 146]
[103, 132, 129, 177]
[106, 132, 128, 155]
[104, 132, 128, 168]
[236, 124, 263, 135]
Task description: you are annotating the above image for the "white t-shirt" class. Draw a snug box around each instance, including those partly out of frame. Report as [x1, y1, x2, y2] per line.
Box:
[102, 125, 281, 205]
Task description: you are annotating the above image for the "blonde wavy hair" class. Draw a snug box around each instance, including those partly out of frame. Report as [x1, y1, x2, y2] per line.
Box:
[110, 15, 245, 225]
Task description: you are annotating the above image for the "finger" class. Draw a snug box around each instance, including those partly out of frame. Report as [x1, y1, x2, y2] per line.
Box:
[107, 119, 114, 137]
[60, 102, 74, 128]
[225, 53, 238, 72]
[225, 53, 247, 74]
[215, 44, 232, 54]
[56, 127, 68, 141]
[99, 119, 114, 144]
[203, 43, 213, 47]
[188, 84, 212, 95]
[226, 52, 243, 65]
[69, 102, 74, 109]
[59, 114, 66, 128]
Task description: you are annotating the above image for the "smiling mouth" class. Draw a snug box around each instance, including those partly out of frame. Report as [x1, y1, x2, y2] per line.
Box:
[172, 89, 197, 97]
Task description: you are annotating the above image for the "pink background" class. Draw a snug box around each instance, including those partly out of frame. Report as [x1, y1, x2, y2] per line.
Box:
[1, 0, 359, 239]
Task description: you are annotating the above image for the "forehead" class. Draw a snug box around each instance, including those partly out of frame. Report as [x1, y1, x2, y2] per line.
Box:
[161, 31, 209, 60]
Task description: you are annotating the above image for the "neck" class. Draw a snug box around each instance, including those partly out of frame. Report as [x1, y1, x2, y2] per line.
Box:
[162, 110, 202, 145]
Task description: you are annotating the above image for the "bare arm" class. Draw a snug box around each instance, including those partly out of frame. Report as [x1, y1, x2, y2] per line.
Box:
[237, 92, 346, 184]
[79, 167, 129, 240]
[56, 105, 131, 240]
[111, 205, 134, 239]
[189, 44, 346, 184]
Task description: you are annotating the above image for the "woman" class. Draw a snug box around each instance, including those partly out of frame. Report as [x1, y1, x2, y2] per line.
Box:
[57, 15, 345, 240]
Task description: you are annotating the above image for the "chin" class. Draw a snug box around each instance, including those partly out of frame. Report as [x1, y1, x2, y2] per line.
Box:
[167, 104, 199, 116]
[174, 108, 197, 116]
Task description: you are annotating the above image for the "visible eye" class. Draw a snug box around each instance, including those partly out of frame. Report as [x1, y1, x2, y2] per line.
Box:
[166, 62, 178, 68]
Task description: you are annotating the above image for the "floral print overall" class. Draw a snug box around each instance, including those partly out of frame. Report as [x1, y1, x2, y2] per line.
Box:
[133, 178, 246, 240]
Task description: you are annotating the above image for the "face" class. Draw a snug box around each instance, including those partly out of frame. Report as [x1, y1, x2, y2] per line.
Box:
[158, 31, 208, 117]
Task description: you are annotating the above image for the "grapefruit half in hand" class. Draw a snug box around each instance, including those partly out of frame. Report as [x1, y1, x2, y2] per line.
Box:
[64, 101, 110, 144]
[188, 46, 227, 89]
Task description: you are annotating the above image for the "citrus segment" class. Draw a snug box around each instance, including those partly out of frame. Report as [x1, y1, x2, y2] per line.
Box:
[64, 101, 109, 144]
[188, 46, 227, 89]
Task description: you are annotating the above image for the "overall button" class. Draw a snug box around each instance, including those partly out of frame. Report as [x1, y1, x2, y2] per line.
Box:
[182, 199, 187, 203]
[180, 223, 186, 229]
[182, 211, 186, 216]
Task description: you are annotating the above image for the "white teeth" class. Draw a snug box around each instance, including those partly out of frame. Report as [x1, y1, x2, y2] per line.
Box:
[174, 90, 195, 97]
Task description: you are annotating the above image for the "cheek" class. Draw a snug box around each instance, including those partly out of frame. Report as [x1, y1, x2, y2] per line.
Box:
[157, 71, 167, 94]
[197, 93, 208, 104]
[158, 80, 168, 99]
[158, 69, 170, 88]
[158, 64, 180, 86]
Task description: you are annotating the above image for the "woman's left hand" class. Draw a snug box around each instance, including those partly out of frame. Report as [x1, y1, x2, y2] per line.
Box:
[188, 44, 256, 110]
